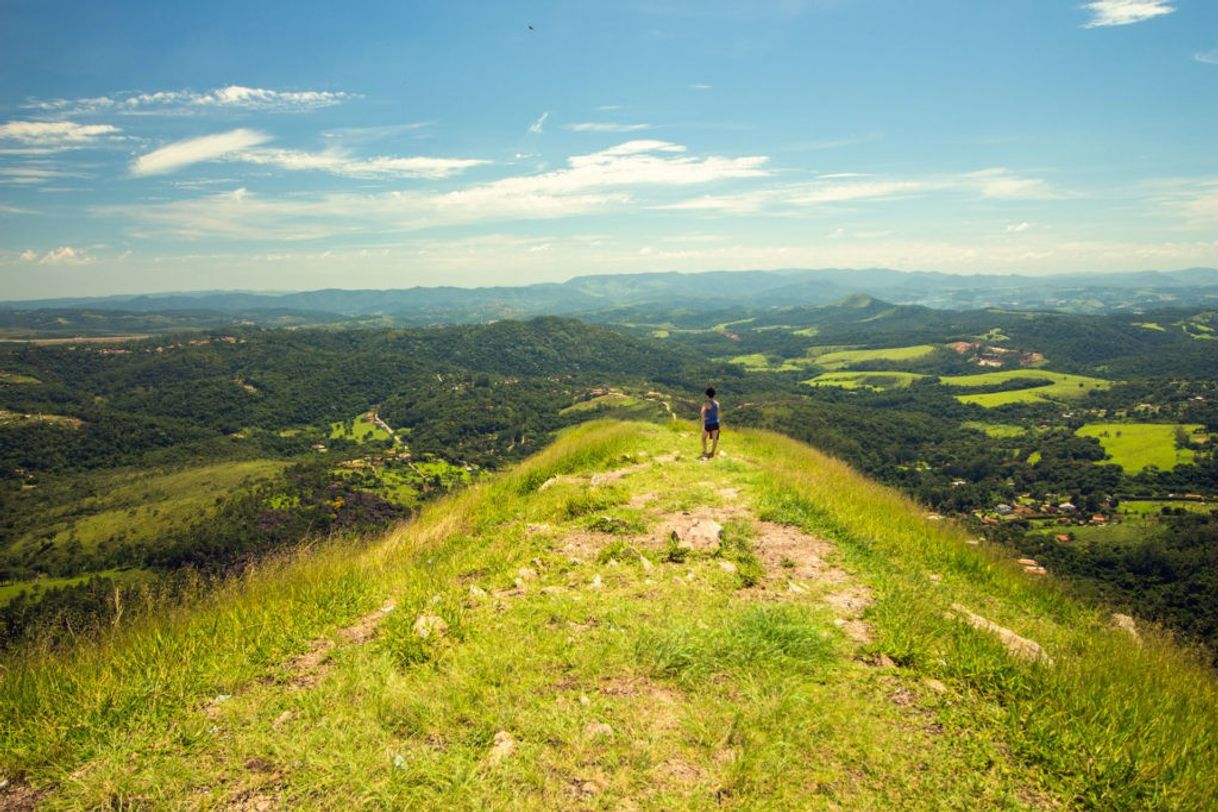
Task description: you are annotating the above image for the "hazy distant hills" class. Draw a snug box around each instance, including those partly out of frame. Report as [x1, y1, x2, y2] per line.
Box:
[4, 267, 1218, 327]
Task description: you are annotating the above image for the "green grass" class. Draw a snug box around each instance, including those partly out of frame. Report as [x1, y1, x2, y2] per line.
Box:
[0, 569, 153, 607]
[1135, 322, 1165, 332]
[941, 369, 1112, 407]
[559, 392, 641, 413]
[803, 371, 926, 391]
[808, 344, 938, 370]
[961, 421, 1027, 438]
[0, 372, 41, 384]
[329, 413, 392, 443]
[1076, 423, 1204, 473]
[1119, 500, 1216, 516]
[727, 353, 804, 373]
[8, 460, 287, 558]
[3, 421, 1216, 808]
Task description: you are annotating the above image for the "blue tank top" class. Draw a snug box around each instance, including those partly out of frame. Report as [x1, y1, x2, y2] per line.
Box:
[705, 400, 719, 426]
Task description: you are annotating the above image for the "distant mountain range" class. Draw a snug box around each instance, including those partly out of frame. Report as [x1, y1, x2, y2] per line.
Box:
[4, 267, 1217, 326]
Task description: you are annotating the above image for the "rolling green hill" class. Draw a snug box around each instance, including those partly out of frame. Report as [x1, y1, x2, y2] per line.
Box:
[3, 421, 1215, 809]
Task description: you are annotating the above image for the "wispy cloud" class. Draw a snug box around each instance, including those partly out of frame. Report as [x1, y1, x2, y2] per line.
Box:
[27, 86, 355, 116]
[528, 111, 549, 134]
[0, 120, 122, 148]
[0, 165, 87, 185]
[689, 83, 713, 90]
[19, 245, 92, 264]
[130, 129, 271, 176]
[565, 122, 652, 133]
[235, 148, 488, 179]
[660, 168, 1059, 213]
[1195, 47, 1218, 65]
[103, 140, 771, 239]
[0, 203, 35, 215]
[1081, 0, 1174, 28]
[1007, 222, 1032, 233]
[27, 85, 356, 116]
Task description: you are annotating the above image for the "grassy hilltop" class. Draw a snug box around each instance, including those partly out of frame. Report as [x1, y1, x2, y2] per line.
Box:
[2, 421, 1217, 809]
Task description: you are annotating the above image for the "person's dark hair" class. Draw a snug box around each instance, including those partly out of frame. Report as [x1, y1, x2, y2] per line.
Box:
[706, 387, 716, 398]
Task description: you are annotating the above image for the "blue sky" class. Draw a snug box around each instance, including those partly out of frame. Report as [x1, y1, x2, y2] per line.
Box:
[1, 0, 1215, 298]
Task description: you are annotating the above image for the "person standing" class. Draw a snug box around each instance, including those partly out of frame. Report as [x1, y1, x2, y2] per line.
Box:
[700, 387, 720, 459]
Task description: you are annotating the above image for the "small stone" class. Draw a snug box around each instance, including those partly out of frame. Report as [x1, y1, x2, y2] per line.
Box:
[875, 653, 896, 669]
[607, 559, 619, 568]
[488, 730, 516, 763]
[927, 573, 942, 583]
[787, 581, 809, 595]
[685, 570, 696, 581]
[518, 567, 538, 581]
[965, 539, 981, 546]
[393, 753, 407, 770]
[719, 560, 738, 574]
[639, 554, 654, 571]
[924, 678, 948, 694]
[590, 574, 603, 589]
[514, 578, 526, 590]
[413, 613, 448, 640]
[584, 721, 614, 738]
[380, 602, 396, 613]
[469, 586, 488, 599]
[272, 710, 293, 729]
[212, 693, 232, 704]
[578, 694, 591, 706]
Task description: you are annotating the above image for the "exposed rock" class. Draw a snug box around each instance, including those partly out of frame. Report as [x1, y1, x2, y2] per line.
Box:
[469, 586, 488, 599]
[1111, 613, 1141, 642]
[271, 710, 293, 730]
[488, 731, 516, 764]
[787, 581, 809, 595]
[950, 603, 1053, 665]
[1016, 558, 1038, 567]
[413, 613, 448, 640]
[517, 567, 538, 581]
[718, 560, 738, 574]
[590, 574, 603, 590]
[538, 477, 559, 492]
[638, 553, 654, 571]
[1023, 566, 1047, 576]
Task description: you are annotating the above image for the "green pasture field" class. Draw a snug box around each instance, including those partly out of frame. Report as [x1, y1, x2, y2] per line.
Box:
[560, 393, 642, 414]
[808, 344, 938, 370]
[942, 369, 1111, 407]
[0, 569, 153, 608]
[961, 421, 1027, 438]
[1119, 500, 1216, 517]
[1076, 423, 1204, 473]
[330, 413, 393, 444]
[727, 354, 805, 373]
[0, 371, 41, 384]
[803, 371, 927, 391]
[9, 459, 288, 557]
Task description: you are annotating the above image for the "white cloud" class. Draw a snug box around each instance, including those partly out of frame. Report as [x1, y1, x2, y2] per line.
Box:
[1007, 222, 1032, 233]
[0, 120, 121, 147]
[1195, 48, 1218, 65]
[21, 245, 92, 264]
[27, 85, 355, 116]
[565, 122, 652, 132]
[528, 112, 549, 134]
[660, 168, 1058, 213]
[1081, 0, 1174, 28]
[0, 166, 84, 185]
[131, 129, 271, 176]
[234, 148, 488, 179]
[0, 204, 35, 215]
[103, 140, 771, 239]
[689, 83, 713, 90]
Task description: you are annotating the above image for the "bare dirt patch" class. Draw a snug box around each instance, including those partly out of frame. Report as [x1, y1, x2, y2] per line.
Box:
[752, 521, 849, 586]
[0, 781, 51, 812]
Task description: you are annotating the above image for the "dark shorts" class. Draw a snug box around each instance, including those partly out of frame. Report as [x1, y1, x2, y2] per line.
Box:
[704, 423, 720, 434]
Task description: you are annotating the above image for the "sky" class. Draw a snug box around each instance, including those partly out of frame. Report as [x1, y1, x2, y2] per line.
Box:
[0, 0, 1216, 299]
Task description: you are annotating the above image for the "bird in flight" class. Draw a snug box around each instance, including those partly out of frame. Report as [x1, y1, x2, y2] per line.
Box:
[528, 24, 535, 30]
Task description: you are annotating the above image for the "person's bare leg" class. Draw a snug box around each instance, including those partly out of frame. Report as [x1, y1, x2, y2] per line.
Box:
[710, 430, 719, 457]
[701, 429, 709, 458]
